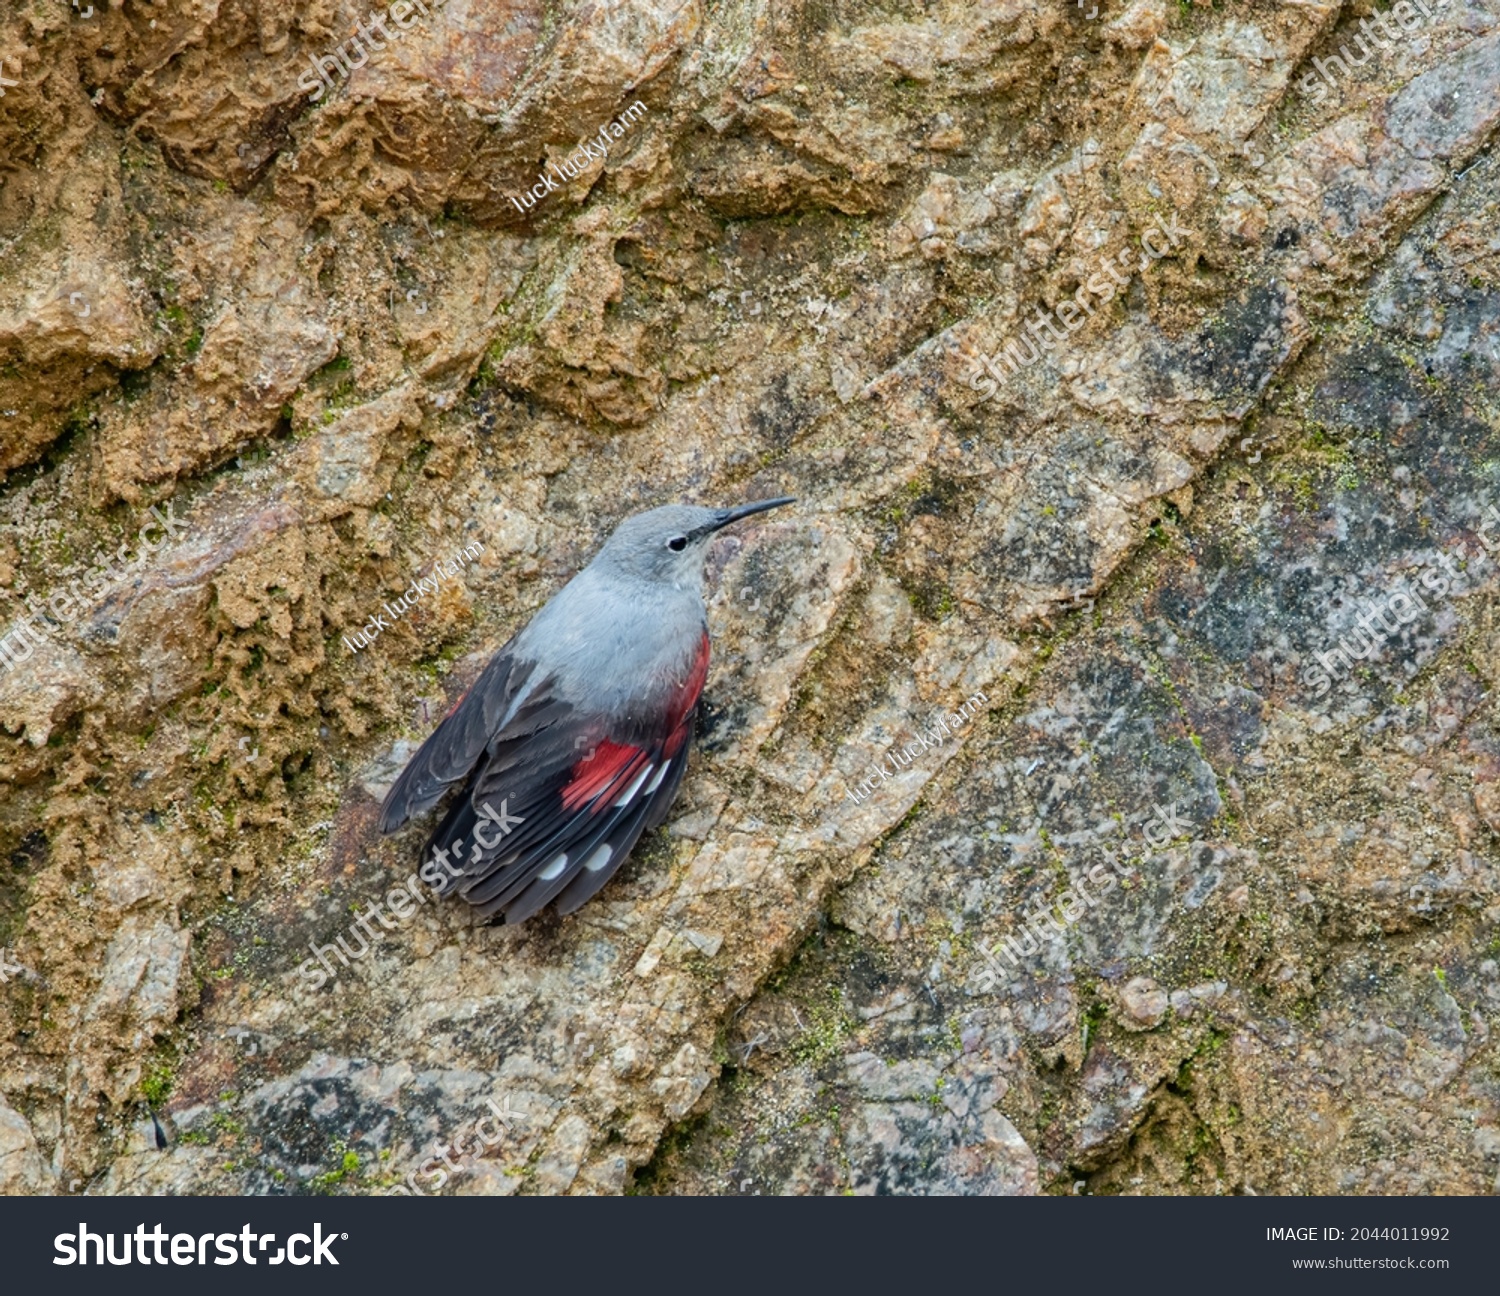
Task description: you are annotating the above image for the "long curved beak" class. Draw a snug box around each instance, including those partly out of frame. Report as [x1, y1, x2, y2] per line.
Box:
[712, 496, 796, 531]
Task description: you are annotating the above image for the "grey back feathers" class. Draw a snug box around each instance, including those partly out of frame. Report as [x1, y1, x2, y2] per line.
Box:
[505, 506, 719, 721]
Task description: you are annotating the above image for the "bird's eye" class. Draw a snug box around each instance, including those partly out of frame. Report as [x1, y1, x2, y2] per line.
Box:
[666, 535, 688, 552]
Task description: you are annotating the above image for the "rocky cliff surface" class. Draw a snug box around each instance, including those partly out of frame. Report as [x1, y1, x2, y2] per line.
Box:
[0, 0, 1497, 1196]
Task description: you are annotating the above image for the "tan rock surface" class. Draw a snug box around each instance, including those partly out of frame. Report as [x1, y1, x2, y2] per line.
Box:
[0, 0, 1496, 1196]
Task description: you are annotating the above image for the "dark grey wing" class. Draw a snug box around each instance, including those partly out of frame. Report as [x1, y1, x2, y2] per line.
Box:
[377, 645, 538, 834]
[423, 704, 699, 924]
[393, 632, 707, 924]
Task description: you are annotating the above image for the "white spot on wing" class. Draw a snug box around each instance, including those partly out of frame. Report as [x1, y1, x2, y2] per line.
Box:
[614, 763, 654, 807]
[583, 844, 613, 872]
[644, 762, 670, 795]
[539, 852, 569, 880]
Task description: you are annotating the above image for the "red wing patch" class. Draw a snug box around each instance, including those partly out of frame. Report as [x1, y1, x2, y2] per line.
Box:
[441, 686, 471, 721]
[664, 631, 711, 756]
[560, 739, 650, 812]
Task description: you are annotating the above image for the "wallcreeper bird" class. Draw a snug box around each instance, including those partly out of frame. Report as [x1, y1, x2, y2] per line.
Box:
[379, 498, 795, 924]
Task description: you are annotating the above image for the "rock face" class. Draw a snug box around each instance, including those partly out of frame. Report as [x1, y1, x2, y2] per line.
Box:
[1, 0, 1498, 1197]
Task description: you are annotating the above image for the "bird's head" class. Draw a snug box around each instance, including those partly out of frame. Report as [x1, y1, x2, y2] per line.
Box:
[595, 498, 795, 587]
